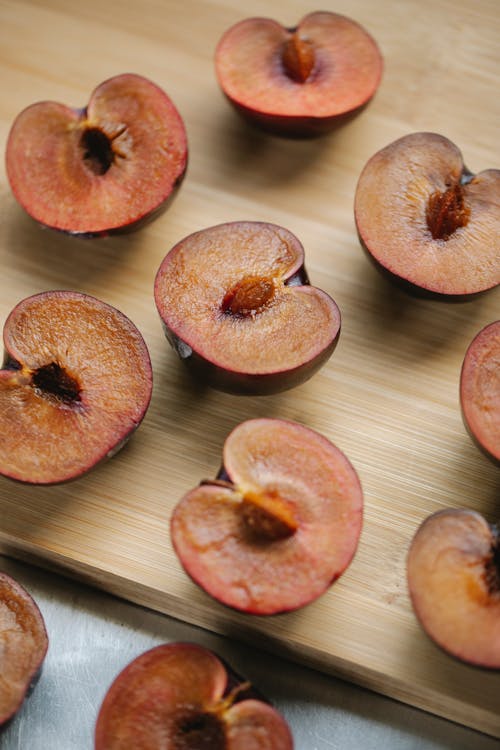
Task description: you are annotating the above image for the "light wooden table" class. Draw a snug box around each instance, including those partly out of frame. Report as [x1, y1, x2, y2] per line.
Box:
[0, 0, 499, 741]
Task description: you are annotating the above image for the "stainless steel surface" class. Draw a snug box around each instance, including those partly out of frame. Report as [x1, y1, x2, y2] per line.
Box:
[0, 556, 495, 749]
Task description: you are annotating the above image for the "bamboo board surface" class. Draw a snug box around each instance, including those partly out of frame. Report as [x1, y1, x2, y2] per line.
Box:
[0, 0, 499, 737]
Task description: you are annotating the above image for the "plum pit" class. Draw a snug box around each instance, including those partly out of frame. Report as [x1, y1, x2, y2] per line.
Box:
[221, 275, 276, 317]
[241, 489, 298, 541]
[282, 30, 316, 83]
[80, 126, 115, 175]
[32, 361, 81, 406]
[426, 183, 470, 240]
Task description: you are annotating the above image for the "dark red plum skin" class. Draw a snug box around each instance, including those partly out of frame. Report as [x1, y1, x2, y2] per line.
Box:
[226, 96, 370, 139]
[164, 324, 340, 395]
[357, 232, 495, 303]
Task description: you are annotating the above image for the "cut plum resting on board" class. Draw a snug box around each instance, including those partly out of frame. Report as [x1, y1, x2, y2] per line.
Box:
[0, 571, 48, 726]
[407, 509, 500, 669]
[154, 221, 341, 395]
[0, 290, 152, 484]
[95, 642, 294, 750]
[5, 73, 188, 236]
[460, 320, 500, 464]
[215, 11, 383, 136]
[354, 132, 500, 298]
[171, 418, 363, 615]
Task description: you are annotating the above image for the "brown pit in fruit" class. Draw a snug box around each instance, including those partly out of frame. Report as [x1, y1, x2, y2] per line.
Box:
[94, 642, 293, 749]
[154, 221, 341, 395]
[171, 418, 363, 615]
[426, 183, 470, 240]
[0, 290, 152, 484]
[282, 31, 316, 83]
[0, 572, 48, 726]
[241, 489, 298, 540]
[222, 276, 275, 317]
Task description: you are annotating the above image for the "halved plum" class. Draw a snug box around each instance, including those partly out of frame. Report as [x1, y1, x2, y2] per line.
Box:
[407, 509, 500, 668]
[0, 290, 152, 484]
[215, 11, 383, 136]
[354, 132, 500, 297]
[154, 221, 341, 395]
[0, 571, 48, 726]
[94, 642, 294, 749]
[5, 73, 188, 236]
[171, 418, 363, 615]
[460, 320, 499, 464]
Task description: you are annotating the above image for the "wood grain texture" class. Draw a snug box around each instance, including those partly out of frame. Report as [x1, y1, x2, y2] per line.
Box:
[0, 0, 499, 737]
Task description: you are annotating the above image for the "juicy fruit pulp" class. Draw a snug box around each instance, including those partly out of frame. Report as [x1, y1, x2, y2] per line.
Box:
[0, 572, 48, 725]
[0, 291, 152, 484]
[6, 73, 188, 235]
[354, 132, 500, 296]
[460, 321, 500, 463]
[407, 509, 500, 668]
[154, 221, 341, 395]
[94, 642, 294, 749]
[215, 11, 383, 136]
[171, 418, 363, 615]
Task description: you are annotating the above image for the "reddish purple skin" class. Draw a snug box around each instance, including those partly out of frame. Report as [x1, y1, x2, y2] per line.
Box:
[357, 232, 493, 303]
[227, 96, 370, 138]
[165, 325, 340, 395]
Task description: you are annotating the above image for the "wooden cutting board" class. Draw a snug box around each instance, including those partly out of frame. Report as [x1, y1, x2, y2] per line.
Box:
[0, 0, 499, 737]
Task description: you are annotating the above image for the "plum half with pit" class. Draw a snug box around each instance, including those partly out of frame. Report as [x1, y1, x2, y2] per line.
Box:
[95, 641, 294, 749]
[460, 320, 499, 464]
[154, 221, 341, 395]
[0, 571, 48, 726]
[171, 418, 363, 615]
[354, 132, 500, 298]
[215, 11, 383, 137]
[407, 508, 500, 668]
[5, 73, 188, 236]
[0, 290, 152, 484]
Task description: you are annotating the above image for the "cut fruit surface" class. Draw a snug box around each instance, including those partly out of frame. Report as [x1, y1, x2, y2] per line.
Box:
[154, 221, 341, 395]
[94, 642, 294, 749]
[354, 132, 500, 297]
[215, 12, 383, 136]
[460, 320, 500, 463]
[0, 291, 152, 484]
[407, 509, 500, 668]
[0, 572, 48, 726]
[6, 73, 188, 235]
[171, 418, 363, 615]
